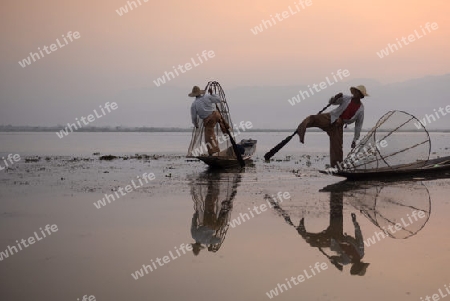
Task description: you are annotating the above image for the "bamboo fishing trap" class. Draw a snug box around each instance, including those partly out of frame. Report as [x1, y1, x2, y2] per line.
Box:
[345, 181, 431, 239]
[341, 110, 431, 172]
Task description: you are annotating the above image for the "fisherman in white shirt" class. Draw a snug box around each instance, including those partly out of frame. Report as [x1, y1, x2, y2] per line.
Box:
[189, 85, 230, 155]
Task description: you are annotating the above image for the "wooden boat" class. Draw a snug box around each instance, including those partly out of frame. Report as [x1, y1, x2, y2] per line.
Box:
[320, 155, 450, 181]
[196, 139, 257, 169]
[317, 110, 450, 181]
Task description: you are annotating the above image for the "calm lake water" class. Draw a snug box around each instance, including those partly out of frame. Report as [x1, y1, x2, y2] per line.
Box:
[0, 132, 450, 301]
[1, 131, 449, 157]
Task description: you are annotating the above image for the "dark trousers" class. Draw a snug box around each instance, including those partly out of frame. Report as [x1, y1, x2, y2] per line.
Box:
[297, 113, 343, 168]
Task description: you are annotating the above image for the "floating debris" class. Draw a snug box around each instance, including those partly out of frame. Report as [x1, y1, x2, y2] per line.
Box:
[25, 156, 40, 163]
[99, 155, 118, 161]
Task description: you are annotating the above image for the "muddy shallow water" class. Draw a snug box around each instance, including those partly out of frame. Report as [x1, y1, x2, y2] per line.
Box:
[1, 131, 450, 300]
[1, 150, 450, 301]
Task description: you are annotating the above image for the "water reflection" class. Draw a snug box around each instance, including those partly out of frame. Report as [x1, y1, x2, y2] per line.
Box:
[321, 180, 431, 239]
[188, 170, 242, 255]
[267, 180, 432, 276]
[298, 194, 368, 275]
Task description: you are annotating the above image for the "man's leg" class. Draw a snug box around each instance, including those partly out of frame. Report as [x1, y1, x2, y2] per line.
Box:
[204, 181, 220, 229]
[206, 111, 231, 153]
[214, 111, 230, 134]
[297, 113, 332, 143]
[203, 114, 221, 155]
[329, 120, 344, 168]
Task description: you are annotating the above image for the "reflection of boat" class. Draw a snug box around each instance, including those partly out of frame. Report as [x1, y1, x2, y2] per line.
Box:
[321, 156, 450, 181]
[187, 81, 257, 169]
[196, 139, 257, 169]
[188, 170, 241, 255]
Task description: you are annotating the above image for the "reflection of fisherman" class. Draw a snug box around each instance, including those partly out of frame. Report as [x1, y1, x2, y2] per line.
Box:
[189, 86, 230, 155]
[329, 213, 367, 275]
[296, 192, 369, 276]
[190, 174, 234, 255]
[191, 212, 222, 255]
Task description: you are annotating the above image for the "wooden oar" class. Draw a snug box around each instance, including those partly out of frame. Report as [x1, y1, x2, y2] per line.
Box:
[264, 103, 333, 161]
[215, 103, 245, 168]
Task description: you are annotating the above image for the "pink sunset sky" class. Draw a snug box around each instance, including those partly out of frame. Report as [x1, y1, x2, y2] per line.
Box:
[0, 0, 449, 126]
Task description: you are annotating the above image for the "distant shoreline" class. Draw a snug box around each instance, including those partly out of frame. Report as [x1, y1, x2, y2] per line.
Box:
[0, 126, 448, 133]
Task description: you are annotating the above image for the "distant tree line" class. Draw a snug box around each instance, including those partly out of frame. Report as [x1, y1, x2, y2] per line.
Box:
[0, 125, 448, 133]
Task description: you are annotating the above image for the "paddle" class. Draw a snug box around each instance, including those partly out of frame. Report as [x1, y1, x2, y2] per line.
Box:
[264, 103, 333, 161]
[215, 103, 245, 168]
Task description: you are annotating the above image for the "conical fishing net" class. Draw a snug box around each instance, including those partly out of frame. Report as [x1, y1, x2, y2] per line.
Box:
[189, 171, 241, 252]
[341, 111, 431, 171]
[345, 181, 431, 239]
[187, 81, 235, 157]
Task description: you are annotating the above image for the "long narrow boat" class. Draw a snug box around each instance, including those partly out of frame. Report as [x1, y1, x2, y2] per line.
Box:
[318, 110, 450, 181]
[187, 81, 257, 169]
[196, 139, 257, 169]
[320, 155, 450, 181]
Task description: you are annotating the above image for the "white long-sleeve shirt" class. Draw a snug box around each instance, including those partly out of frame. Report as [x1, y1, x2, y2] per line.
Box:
[191, 214, 221, 245]
[190, 94, 222, 126]
[329, 95, 364, 142]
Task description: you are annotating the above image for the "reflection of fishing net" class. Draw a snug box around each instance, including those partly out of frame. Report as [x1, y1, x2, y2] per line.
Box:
[346, 182, 431, 239]
[189, 171, 241, 252]
[187, 81, 235, 157]
[342, 111, 431, 171]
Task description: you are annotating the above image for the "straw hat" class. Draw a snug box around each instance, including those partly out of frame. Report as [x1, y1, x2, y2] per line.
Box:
[191, 242, 205, 256]
[350, 85, 369, 97]
[188, 86, 205, 97]
[350, 262, 370, 276]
